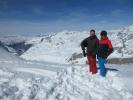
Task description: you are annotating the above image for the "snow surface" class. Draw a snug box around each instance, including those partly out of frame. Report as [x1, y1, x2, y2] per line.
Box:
[0, 64, 133, 100]
[0, 25, 133, 100]
[21, 31, 88, 63]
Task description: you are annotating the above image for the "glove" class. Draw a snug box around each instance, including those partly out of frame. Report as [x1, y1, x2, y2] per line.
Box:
[83, 50, 86, 57]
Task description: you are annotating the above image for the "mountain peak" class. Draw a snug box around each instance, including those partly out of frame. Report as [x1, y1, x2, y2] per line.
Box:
[121, 25, 133, 33]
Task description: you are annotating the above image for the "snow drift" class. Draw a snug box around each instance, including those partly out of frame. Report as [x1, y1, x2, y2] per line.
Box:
[0, 65, 133, 100]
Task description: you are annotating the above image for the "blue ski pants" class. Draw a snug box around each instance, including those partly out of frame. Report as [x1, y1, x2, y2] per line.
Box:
[98, 56, 107, 77]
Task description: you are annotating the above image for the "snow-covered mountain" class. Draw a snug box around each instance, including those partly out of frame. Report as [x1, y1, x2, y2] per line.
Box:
[0, 26, 133, 100]
[21, 31, 88, 63]
[0, 25, 133, 64]
[20, 25, 133, 64]
[0, 45, 22, 62]
[0, 36, 33, 55]
[110, 25, 133, 58]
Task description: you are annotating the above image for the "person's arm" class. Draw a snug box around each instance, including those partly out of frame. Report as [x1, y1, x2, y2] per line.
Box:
[95, 37, 99, 59]
[95, 37, 99, 50]
[80, 38, 88, 57]
[107, 40, 114, 56]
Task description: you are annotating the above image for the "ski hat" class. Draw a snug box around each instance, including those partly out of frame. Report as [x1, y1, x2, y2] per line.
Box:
[90, 29, 95, 33]
[100, 30, 107, 36]
[90, 29, 95, 36]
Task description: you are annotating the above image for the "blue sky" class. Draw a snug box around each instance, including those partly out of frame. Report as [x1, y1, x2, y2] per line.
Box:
[0, 0, 133, 35]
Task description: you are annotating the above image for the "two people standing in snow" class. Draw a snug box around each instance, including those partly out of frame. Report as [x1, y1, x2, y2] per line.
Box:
[81, 30, 113, 77]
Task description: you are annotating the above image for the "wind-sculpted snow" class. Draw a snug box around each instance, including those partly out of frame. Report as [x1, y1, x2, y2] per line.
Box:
[0, 65, 133, 100]
[54, 66, 133, 100]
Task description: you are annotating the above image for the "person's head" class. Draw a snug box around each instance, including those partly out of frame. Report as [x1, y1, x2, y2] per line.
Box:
[90, 29, 95, 36]
[100, 30, 107, 39]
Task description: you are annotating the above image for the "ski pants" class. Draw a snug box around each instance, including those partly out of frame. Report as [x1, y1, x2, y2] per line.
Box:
[87, 55, 97, 74]
[98, 56, 107, 77]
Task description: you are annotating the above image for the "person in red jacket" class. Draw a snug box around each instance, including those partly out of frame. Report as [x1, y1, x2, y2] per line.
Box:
[81, 29, 98, 74]
[97, 31, 114, 77]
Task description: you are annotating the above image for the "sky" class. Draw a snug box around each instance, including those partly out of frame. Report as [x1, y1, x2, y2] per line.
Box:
[0, 0, 133, 35]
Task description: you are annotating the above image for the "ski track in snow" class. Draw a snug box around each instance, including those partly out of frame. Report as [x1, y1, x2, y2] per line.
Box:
[15, 67, 57, 78]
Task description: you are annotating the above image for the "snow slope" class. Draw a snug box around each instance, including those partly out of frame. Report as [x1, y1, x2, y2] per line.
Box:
[0, 63, 133, 100]
[0, 36, 133, 100]
[0, 45, 58, 78]
[21, 31, 88, 63]
[109, 25, 133, 58]
[0, 26, 133, 100]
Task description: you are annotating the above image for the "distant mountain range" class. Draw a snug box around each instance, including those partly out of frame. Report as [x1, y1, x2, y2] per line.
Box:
[0, 25, 133, 64]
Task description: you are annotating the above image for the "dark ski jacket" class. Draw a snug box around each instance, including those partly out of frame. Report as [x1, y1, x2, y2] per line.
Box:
[97, 37, 114, 58]
[81, 35, 98, 57]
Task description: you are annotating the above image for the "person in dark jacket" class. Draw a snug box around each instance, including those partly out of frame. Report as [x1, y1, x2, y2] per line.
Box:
[81, 29, 98, 74]
[97, 30, 114, 77]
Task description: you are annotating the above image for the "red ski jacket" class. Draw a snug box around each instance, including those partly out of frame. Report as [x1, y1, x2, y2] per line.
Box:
[97, 37, 113, 58]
